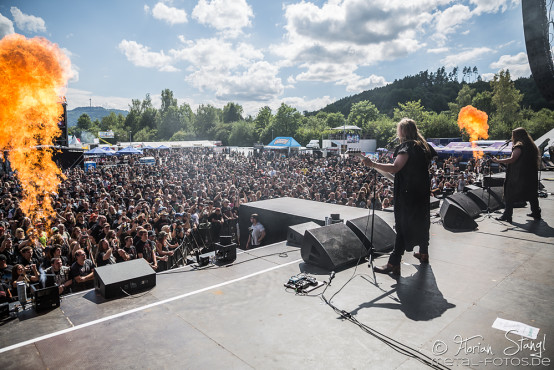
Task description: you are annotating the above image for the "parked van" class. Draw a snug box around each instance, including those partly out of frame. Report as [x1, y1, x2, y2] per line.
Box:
[139, 156, 156, 165]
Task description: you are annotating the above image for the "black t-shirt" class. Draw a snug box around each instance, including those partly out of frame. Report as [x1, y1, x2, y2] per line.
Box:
[135, 239, 154, 263]
[69, 259, 95, 291]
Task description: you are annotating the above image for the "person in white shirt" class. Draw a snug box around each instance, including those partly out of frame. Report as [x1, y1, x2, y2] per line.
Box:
[246, 214, 265, 249]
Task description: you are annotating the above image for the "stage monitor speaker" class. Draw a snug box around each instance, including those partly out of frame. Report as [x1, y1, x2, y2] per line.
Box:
[346, 215, 395, 253]
[287, 222, 319, 247]
[466, 188, 502, 212]
[446, 193, 482, 219]
[440, 198, 478, 231]
[94, 258, 156, 299]
[215, 242, 237, 262]
[488, 186, 505, 207]
[301, 223, 367, 271]
[31, 283, 60, 312]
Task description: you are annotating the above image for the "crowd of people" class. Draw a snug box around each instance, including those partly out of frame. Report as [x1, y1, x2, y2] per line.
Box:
[0, 143, 494, 301]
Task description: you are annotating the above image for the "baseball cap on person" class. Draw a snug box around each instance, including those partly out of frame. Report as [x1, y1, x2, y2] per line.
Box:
[148, 230, 156, 237]
[0, 254, 6, 261]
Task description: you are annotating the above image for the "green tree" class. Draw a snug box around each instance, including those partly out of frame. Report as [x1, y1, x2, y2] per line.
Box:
[134, 127, 158, 142]
[489, 70, 523, 138]
[347, 100, 380, 129]
[170, 130, 196, 141]
[212, 122, 233, 146]
[194, 104, 222, 138]
[160, 89, 177, 114]
[449, 84, 476, 116]
[223, 102, 244, 123]
[254, 106, 272, 138]
[472, 91, 493, 114]
[273, 103, 301, 138]
[393, 100, 426, 124]
[422, 111, 459, 139]
[125, 99, 143, 133]
[228, 121, 256, 146]
[158, 106, 186, 140]
[325, 112, 346, 128]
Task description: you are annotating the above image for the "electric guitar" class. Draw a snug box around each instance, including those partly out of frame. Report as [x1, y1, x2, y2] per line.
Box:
[347, 149, 395, 181]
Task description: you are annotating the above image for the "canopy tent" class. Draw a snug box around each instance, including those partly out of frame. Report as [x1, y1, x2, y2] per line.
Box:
[84, 147, 114, 156]
[116, 146, 143, 155]
[481, 141, 512, 155]
[141, 144, 156, 150]
[534, 127, 554, 149]
[156, 145, 170, 150]
[265, 137, 301, 149]
[331, 125, 362, 131]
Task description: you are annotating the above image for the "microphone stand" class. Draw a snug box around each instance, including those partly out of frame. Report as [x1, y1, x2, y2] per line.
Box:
[483, 141, 510, 218]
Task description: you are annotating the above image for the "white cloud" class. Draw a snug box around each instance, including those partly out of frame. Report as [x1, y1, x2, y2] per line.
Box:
[271, 0, 453, 89]
[470, 0, 520, 16]
[150, 2, 188, 25]
[119, 36, 283, 102]
[10, 7, 46, 33]
[281, 95, 335, 113]
[342, 73, 388, 93]
[427, 47, 449, 54]
[192, 0, 253, 37]
[118, 39, 179, 72]
[441, 47, 493, 67]
[489, 52, 531, 79]
[433, 4, 472, 44]
[60, 48, 80, 83]
[0, 12, 15, 38]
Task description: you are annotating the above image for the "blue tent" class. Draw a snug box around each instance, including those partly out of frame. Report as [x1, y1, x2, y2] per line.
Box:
[84, 147, 114, 156]
[116, 146, 143, 155]
[156, 145, 170, 150]
[265, 137, 301, 148]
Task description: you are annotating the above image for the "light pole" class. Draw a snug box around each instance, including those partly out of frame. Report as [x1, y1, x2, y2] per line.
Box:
[129, 131, 132, 144]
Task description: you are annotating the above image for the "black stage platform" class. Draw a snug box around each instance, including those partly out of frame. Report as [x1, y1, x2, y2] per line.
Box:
[1, 179, 553, 369]
[238, 197, 394, 248]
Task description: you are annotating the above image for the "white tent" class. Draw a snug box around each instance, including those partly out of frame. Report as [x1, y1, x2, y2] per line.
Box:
[534, 127, 554, 149]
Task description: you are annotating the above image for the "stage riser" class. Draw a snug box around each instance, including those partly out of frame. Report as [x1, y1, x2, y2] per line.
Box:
[238, 197, 371, 249]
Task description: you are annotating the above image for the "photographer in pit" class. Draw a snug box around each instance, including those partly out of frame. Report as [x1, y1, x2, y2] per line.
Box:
[245, 214, 265, 250]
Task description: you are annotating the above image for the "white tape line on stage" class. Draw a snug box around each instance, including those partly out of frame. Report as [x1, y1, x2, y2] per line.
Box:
[0, 258, 303, 354]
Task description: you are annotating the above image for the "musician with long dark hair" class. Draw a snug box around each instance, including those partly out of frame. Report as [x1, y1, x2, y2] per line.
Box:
[492, 127, 541, 222]
[362, 118, 436, 275]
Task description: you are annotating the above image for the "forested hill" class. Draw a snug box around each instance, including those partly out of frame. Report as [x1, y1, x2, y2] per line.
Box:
[312, 67, 554, 117]
[67, 106, 128, 127]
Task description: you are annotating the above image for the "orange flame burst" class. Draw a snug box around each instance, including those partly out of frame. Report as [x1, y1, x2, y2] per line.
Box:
[0, 34, 71, 226]
[457, 105, 489, 159]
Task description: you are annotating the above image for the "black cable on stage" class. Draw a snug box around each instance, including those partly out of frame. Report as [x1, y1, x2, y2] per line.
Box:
[157, 249, 298, 275]
[320, 285, 449, 370]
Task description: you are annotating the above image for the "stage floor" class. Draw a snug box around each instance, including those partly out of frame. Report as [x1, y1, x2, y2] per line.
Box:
[1, 179, 554, 369]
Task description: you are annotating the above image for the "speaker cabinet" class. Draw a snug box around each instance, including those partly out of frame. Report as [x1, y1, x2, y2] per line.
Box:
[466, 188, 503, 212]
[346, 215, 395, 253]
[446, 193, 482, 219]
[440, 198, 478, 231]
[287, 222, 320, 247]
[94, 259, 156, 299]
[301, 223, 367, 271]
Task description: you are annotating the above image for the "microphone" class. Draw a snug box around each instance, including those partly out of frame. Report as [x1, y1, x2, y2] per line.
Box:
[502, 139, 511, 145]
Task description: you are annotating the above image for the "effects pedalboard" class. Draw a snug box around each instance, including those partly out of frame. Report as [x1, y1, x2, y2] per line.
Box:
[284, 275, 324, 293]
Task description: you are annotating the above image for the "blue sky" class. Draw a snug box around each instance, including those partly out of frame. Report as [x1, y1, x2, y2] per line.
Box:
[0, 0, 529, 116]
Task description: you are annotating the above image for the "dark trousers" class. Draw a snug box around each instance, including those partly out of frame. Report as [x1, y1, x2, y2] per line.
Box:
[503, 197, 540, 218]
[388, 231, 428, 266]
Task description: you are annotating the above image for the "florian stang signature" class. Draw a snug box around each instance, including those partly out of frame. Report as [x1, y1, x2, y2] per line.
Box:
[431, 331, 550, 367]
